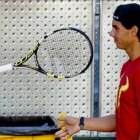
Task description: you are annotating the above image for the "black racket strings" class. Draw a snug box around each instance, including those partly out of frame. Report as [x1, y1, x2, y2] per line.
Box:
[37, 30, 91, 77]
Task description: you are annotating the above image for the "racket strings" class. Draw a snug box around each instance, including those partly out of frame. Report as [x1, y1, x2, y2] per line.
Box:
[37, 30, 91, 77]
[49, 31, 81, 72]
[38, 32, 89, 76]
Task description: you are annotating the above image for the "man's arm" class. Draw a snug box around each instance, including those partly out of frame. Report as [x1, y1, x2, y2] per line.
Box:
[84, 114, 116, 132]
[55, 114, 116, 140]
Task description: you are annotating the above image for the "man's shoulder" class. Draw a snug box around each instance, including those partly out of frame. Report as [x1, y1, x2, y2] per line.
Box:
[122, 60, 130, 69]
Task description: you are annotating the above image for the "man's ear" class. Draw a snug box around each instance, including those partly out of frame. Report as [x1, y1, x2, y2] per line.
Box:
[131, 26, 138, 37]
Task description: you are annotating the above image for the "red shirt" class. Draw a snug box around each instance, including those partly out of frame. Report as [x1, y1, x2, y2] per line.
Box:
[116, 56, 140, 140]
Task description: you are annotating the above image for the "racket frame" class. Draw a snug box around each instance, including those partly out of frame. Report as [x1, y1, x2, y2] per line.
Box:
[6, 27, 93, 79]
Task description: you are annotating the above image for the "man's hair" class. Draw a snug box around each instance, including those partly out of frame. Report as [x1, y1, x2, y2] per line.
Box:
[113, 3, 140, 40]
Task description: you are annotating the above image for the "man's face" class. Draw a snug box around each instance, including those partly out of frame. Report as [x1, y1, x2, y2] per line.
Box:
[110, 19, 133, 50]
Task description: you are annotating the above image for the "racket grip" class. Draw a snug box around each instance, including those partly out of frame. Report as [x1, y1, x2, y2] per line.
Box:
[0, 64, 13, 73]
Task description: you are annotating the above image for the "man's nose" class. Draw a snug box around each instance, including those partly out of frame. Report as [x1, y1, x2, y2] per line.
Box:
[109, 29, 115, 37]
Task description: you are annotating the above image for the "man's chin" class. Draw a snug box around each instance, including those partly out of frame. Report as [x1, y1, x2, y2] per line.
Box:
[115, 44, 124, 50]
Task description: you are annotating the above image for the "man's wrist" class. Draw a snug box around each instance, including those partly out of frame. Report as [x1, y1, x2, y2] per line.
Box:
[79, 117, 85, 130]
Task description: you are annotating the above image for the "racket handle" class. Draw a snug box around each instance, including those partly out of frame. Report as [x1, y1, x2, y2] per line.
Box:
[0, 64, 13, 73]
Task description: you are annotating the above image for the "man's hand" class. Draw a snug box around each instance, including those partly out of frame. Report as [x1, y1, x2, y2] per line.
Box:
[55, 116, 80, 140]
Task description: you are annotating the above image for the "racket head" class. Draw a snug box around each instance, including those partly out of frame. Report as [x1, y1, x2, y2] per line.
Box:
[36, 27, 93, 78]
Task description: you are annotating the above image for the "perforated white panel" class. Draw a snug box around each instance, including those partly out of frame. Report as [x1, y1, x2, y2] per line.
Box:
[100, 0, 139, 137]
[0, 0, 94, 137]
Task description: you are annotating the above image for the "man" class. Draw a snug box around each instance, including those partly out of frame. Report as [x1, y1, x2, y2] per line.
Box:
[55, 3, 140, 140]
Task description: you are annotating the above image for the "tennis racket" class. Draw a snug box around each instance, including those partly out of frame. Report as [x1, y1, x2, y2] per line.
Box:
[0, 27, 93, 79]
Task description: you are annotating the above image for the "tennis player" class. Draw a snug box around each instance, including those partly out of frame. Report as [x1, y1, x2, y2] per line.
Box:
[55, 3, 140, 140]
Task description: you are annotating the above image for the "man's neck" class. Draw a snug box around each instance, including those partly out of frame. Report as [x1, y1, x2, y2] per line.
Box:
[125, 42, 140, 61]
